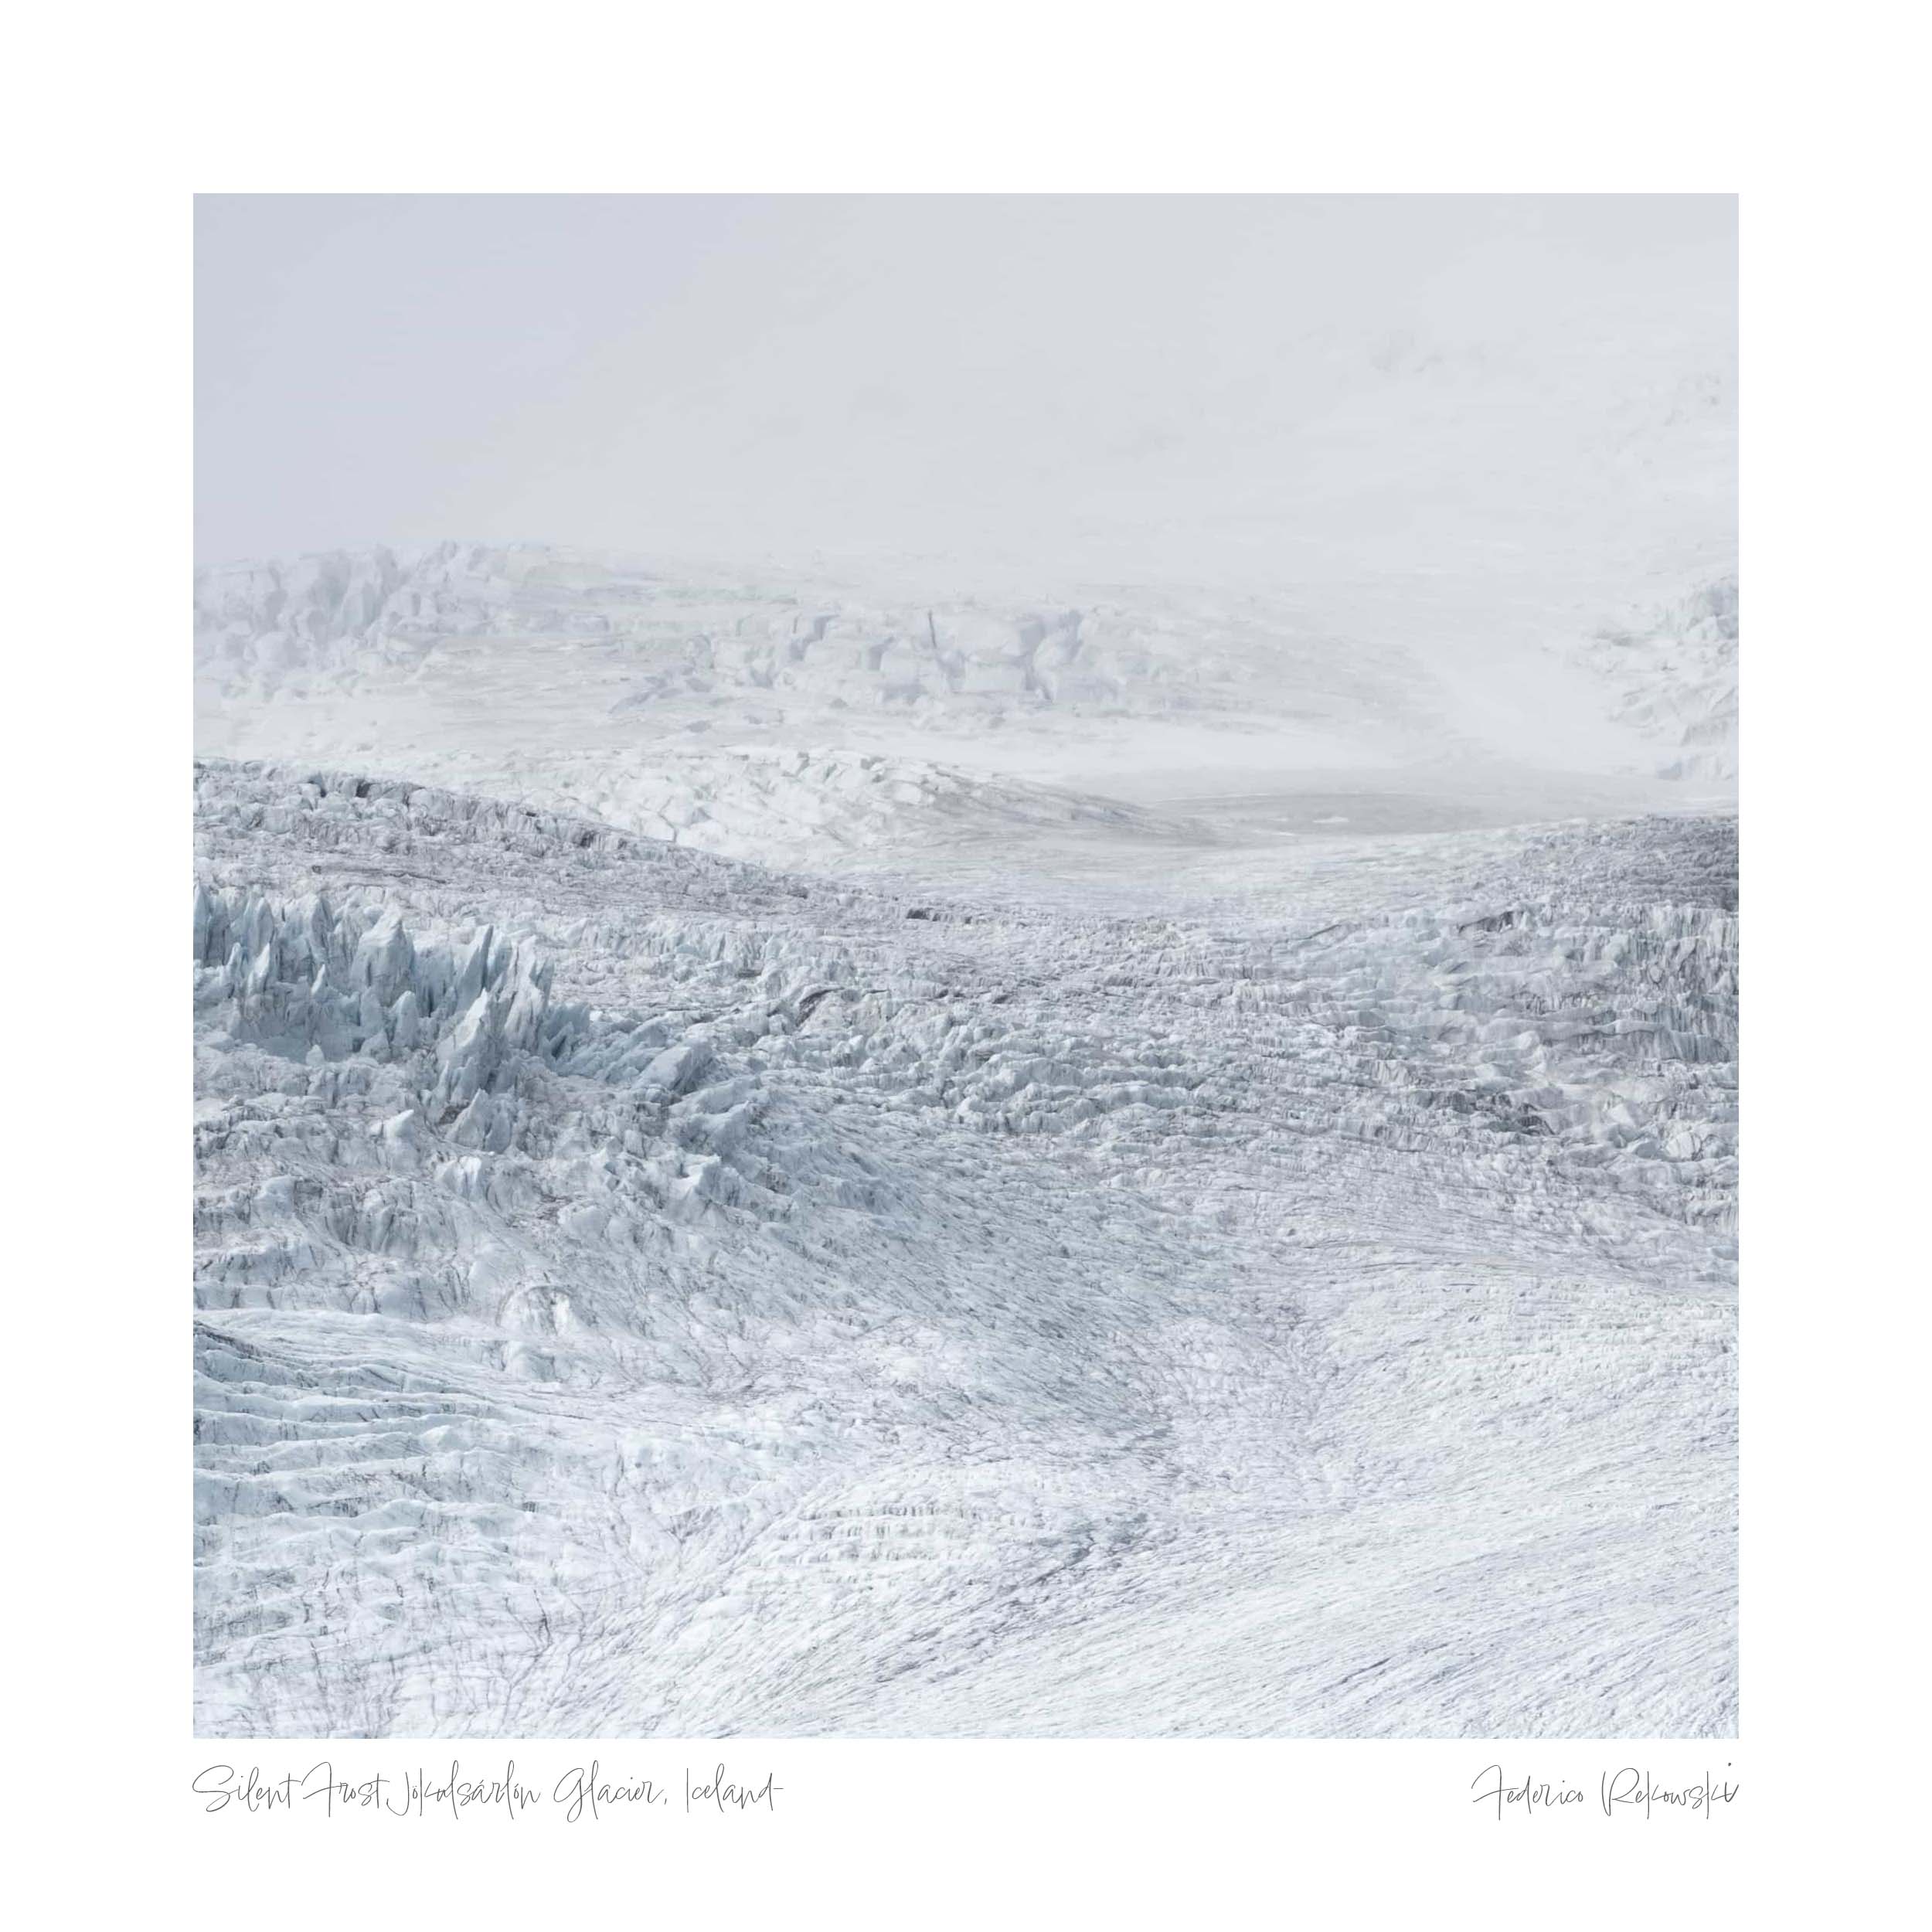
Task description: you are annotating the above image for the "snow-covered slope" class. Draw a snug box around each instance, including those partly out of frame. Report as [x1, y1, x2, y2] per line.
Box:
[405, 745, 1223, 872]
[195, 759, 1735, 1736]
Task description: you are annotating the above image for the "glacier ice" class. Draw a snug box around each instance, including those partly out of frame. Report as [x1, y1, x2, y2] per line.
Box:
[193, 734, 1736, 1736]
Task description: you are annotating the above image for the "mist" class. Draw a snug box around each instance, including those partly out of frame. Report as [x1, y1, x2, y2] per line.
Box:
[196, 194, 1735, 598]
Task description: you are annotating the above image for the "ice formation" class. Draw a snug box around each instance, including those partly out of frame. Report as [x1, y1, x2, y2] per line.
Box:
[1576, 578, 1739, 783]
[194, 628, 1737, 1734]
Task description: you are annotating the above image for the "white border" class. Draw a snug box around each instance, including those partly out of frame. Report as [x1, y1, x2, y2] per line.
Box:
[11, 1, 1926, 1920]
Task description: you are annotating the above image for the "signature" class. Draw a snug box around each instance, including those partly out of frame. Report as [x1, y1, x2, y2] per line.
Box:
[1471, 1764, 1739, 1820]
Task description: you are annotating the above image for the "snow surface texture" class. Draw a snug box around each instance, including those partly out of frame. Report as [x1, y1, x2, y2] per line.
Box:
[194, 553, 1736, 1736]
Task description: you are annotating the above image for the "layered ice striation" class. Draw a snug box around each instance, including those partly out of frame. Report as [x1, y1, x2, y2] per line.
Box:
[194, 760, 1736, 1737]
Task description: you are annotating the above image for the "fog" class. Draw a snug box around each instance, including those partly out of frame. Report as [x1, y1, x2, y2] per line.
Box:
[196, 195, 1734, 597]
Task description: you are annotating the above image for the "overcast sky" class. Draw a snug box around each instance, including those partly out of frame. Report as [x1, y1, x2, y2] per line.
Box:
[196, 195, 1735, 589]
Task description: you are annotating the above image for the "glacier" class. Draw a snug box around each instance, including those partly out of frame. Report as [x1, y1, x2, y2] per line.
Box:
[193, 549, 1737, 1736]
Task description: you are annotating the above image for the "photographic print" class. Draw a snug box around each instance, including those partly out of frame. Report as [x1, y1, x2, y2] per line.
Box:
[192, 193, 1737, 1739]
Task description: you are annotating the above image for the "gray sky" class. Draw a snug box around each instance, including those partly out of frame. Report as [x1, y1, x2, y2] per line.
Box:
[196, 195, 1735, 587]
